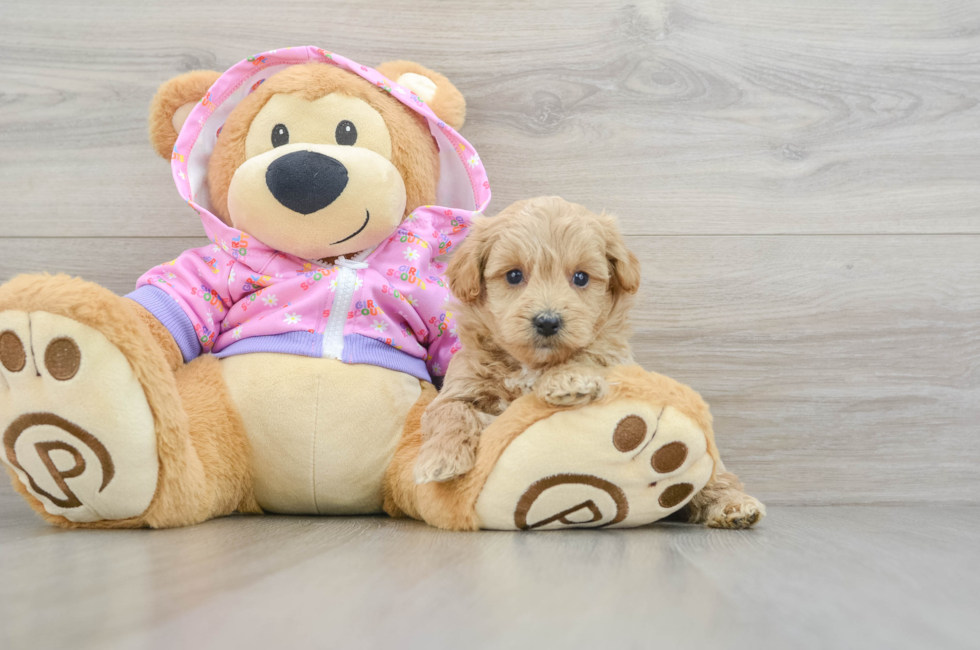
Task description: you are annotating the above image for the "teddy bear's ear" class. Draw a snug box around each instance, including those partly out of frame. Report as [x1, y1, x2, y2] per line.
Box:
[376, 60, 466, 131]
[148, 70, 222, 158]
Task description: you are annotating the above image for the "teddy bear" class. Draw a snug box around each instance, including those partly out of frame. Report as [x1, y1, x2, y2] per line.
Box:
[0, 47, 760, 531]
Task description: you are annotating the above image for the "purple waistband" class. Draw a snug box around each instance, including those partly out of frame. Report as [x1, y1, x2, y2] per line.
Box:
[214, 332, 431, 382]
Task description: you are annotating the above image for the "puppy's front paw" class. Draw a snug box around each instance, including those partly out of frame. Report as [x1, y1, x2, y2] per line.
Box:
[536, 372, 608, 407]
[413, 435, 477, 484]
[705, 493, 767, 529]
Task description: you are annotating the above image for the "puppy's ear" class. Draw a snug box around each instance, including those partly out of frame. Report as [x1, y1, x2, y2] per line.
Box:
[376, 60, 466, 131]
[447, 218, 493, 303]
[149, 70, 221, 158]
[603, 215, 641, 295]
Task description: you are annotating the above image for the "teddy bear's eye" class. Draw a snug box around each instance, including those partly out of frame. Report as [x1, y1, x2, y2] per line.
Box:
[271, 124, 289, 148]
[336, 120, 357, 146]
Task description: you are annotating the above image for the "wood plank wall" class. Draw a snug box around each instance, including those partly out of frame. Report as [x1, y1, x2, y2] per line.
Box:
[1, 0, 978, 505]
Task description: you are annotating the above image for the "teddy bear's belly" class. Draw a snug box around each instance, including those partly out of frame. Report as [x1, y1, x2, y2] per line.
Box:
[220, 354, 422, 515]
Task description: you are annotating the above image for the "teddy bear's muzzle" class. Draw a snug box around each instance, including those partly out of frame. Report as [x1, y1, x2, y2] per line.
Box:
[227, 142, 407, 260]
[265, 150, 349, 215]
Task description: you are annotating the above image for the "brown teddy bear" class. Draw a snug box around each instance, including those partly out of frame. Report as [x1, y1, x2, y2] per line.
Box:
[0, 48, 760, 530]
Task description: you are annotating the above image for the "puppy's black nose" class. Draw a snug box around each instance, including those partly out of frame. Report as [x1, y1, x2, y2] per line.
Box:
[266, 150, 348, 215]
[533, 313, 562, 338]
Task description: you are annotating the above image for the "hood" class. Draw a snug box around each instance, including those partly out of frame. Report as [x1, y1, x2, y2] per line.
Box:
[170, 46, 491, 262]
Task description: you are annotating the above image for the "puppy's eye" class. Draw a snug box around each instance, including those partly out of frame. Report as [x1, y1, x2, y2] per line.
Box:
[271, 124, 289, 148]
[505, 269, 524, 285]
[572, 271, 590, 287]
[336, 120, 357, 146]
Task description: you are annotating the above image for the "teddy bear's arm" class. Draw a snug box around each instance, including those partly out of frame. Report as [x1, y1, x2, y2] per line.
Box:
[126, 244, 239, 359]
[402, 211, 482, 382]
[421, 310, 459, 384]
[126, 300, 184, 371]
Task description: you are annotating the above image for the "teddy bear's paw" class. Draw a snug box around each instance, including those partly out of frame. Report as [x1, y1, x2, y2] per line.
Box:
[475, 399, 715, 530]
[535, 372, 608, 407]
[414, 433, 477, 484]
[0, 311, 159, 523]
[704, 493, 767, 529]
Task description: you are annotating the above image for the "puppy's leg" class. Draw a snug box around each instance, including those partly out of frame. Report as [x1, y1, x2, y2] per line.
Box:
[683, 462, 766, 529]
[414, 398, 489, 484]
[534, 364, 609, 407]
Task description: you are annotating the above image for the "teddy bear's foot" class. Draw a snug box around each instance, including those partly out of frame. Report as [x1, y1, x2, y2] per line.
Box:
[0, 310, 159, 523]
[474, 398, 715, 530]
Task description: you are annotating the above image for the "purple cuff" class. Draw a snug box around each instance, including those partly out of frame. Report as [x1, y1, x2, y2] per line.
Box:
[127, 285, 202, 363]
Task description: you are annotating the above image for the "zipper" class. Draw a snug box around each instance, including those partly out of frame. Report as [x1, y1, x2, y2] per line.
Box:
[322, 256, 367, 359]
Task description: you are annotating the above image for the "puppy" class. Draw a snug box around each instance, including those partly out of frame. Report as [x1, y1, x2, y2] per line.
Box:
[414, 196, 640, 484]
[414, 196, 766, 529]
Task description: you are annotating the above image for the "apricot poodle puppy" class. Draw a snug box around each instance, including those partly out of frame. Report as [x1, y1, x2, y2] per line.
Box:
[414, 196, 639, 487]
[413, 196, 765, 529]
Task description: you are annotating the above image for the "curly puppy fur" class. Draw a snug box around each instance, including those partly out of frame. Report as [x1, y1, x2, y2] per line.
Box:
[414, 196, 641, 484]
[680, 460, 767, 528]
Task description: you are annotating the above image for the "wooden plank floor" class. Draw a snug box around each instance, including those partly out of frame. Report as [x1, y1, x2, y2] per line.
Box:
[1, 493, 978, 650]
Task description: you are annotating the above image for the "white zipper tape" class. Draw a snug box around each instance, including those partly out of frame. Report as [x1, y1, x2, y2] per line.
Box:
[322, 261, 360, 359]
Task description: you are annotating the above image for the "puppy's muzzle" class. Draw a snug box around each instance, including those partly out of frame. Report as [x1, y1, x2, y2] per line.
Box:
[533, 312, 563, 338]
[266, 150, 349, 215]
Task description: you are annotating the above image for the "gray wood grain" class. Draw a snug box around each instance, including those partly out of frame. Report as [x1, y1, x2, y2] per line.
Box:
[0, 493, 977, 650]
[1, 0, 979, 236]
[2, 235, 977, 506]
[631, 234, 980, 505]
[0, 238, 210, 293]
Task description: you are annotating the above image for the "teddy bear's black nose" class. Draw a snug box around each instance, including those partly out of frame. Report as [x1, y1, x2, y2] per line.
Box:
[266, 150, 349, 215]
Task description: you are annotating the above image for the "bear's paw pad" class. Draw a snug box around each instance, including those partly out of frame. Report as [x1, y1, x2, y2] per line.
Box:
[475, 400, 714, 530]
[0, 311, 158, 523]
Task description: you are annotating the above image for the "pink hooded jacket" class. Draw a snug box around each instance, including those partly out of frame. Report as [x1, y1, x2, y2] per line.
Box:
[128, 47, 491, 385]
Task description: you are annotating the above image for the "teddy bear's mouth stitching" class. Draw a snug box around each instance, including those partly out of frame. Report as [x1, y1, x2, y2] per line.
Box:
[330, 209, 370, 245]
